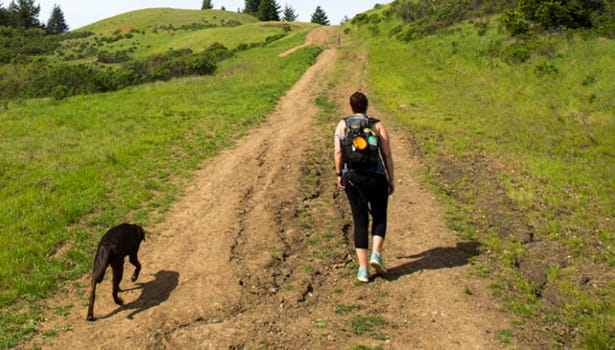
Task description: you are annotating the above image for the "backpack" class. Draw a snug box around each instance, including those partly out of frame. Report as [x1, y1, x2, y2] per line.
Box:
[342, 115, 380, 171]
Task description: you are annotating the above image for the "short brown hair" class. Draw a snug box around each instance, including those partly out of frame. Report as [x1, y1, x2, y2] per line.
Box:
[350, 91, 368, 114]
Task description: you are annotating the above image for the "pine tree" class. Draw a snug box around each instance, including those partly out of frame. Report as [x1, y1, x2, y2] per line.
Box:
[244, 0, 260, 15]
[257, 0, 280, 21]
[46, 4, 68, 34]
[282, 4, 297, 22]
[8, 0, 41, 29]
[201, 0, 213, 10]
[0, 2, 9, 26]
[310, 6, 329, 25]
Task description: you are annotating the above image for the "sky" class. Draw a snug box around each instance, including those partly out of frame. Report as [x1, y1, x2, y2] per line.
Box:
[35, 1, 389, 30]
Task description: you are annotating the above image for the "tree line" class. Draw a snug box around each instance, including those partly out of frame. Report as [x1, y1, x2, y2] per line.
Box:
[204, 0, 330, 25]
[0, 0, 68, 34]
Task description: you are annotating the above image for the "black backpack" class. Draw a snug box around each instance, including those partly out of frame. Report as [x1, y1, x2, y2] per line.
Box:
[342, 115, 380, 171]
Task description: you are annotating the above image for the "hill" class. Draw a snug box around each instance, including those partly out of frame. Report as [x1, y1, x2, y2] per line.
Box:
[1, 2, 614, 349]
[81, 8, 260, 34]
[348, 1, 615, 348]
[0, 8, 322, 348]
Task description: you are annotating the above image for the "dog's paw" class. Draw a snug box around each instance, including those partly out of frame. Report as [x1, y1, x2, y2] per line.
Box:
[114, 297, 124, 305]
[131, 274, 139, 282]
[87, 314, 95, 321]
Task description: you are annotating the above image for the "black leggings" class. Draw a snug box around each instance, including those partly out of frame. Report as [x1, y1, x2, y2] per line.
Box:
[344, 172, 389, 250]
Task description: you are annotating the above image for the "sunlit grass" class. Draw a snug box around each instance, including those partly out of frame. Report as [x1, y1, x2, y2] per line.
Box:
[348, 10, 615, 348]
[0, 18, 321, 347]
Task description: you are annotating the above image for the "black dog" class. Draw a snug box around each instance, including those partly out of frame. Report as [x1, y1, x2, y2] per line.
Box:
[87, 223, 145, 321]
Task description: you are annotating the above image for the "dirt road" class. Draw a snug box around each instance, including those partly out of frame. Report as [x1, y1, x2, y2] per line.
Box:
[23, 26, 516, 349]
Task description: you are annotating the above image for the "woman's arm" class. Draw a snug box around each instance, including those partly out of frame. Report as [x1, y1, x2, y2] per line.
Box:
[334, 120, 346, 189]
[376, 122, 395, 194]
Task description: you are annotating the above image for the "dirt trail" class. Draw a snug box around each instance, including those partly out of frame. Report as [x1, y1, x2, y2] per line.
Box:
[23, 26, 516, 349]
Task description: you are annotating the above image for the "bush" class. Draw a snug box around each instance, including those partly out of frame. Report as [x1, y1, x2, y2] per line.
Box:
[96, 49, 133, 64]
[28, 64, 98, 97]
[0, 42, 229, 100]
[502, 10, 531, 36]
[518, 0, 607, 30]
[51, 84, 71, 100]
[502, 42, 531, 64]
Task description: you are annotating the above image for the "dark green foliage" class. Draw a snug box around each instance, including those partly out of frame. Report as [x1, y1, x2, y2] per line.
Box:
[96, 49, 133, 64]
[502, 10, 531, 36]
[385, 0, 614, 41]
[474, 19, 490, 36]
[0, 43, 232, 99]
[46, 4, 68, 34]
[0, 5, 9, 26]
[591, 0, 615, 37]
[392, 0, 515, 25]
[50, 84, 70, 100]
[204, 41, 233, 60]
[58, 30, 94, 40]
[534, 61, 558, 77]
[311, 6, 330, 25]
[509, 0, 612, 34]
[257, 0, 280, 21]
[6, 0, 40, 29]
[244, 0, 260, 15]
[282, 4, 298, 22]
[28, 63, 99, 97]
[0, 26, 60, 62]
[201, 0, 213, 10]
[388, 0, 517, 41]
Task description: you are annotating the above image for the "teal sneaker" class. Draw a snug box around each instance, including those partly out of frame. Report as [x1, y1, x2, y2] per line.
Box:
[357, 266, 369, 283]
[370, 252, 387, 275]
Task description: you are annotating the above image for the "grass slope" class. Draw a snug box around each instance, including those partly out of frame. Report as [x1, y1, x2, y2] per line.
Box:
[0, 9, 321, 348]
[81, 8, 259, 33]
[58, 9, 304, 63]
[347, 6, 615, 349]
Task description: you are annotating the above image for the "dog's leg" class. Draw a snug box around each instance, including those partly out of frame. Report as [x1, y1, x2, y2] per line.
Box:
[111, 259, 124, 305]
[87, 246, 110, 321]
[129, 253, 141, 282]
[87, 278, 97, 321]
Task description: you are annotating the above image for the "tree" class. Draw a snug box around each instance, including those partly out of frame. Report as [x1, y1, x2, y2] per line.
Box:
[310, 6, 329, 25]
[0, 2, 9, 26]
[244, 0, 260, 15]
[282, 4, 297, 22]
[517, 0, 606, 30]
[7, 0, 40, 29]
[257, 0, 280, 21]
[46, 4, 68, 34]
[201, 0, 213, 10]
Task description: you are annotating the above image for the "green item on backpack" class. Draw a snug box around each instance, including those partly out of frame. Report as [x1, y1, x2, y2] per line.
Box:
[342, 115, 380, 171]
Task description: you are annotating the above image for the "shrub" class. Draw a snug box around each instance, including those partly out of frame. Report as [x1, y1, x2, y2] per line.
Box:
[28, 64, 98, 97]
[534, 61, 558, 77]
[96, 49, 133, 64]
[518, 0, 607, 30]
[474, 19, 490, 36]
[502, 42, 531, 64]
[502, 10, 531, 36]
[51, 84, 71, 100]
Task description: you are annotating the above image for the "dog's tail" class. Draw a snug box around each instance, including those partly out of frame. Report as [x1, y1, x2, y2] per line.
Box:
[92, 244, 111, 283]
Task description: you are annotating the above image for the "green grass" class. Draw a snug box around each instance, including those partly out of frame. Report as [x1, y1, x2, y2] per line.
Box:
[81, 8, 259, 33]
[347, 315, 388, 337]
[52, 9, 319, 67]
[348, 6, 615, 349]
[0, 17, 321, 348]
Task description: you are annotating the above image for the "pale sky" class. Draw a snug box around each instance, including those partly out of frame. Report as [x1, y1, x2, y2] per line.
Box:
[35, 1, 389, 30]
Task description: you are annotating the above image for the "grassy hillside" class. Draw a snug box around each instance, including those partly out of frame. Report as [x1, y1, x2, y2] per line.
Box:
[0, 9, 321, 348]
[75, 9, 290, 59]
[81, 8, 259, 34]
[347, 3, 614, 349]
